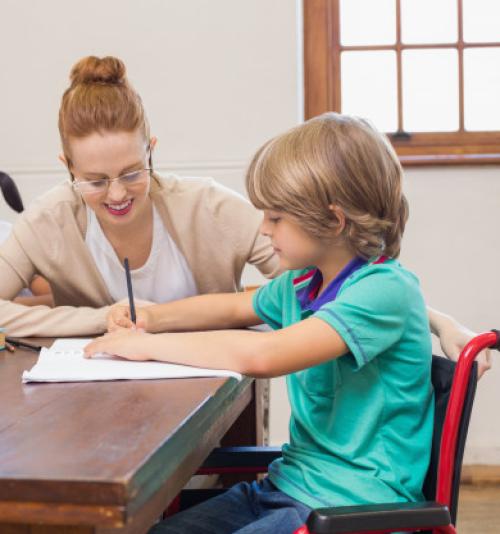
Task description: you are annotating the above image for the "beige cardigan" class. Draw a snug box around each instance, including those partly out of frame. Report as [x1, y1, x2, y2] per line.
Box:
[0, 174, 279, 337]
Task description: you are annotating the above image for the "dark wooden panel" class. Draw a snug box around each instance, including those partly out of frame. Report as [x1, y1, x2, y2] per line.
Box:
[0, 526, 95, 534]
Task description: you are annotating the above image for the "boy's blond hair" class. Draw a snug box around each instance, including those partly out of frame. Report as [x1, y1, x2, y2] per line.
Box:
[246, 113, 408, 259]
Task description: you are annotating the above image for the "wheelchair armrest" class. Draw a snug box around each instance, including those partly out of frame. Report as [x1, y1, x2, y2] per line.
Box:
[201, 446, 282, 469]
[307, 500, 451, 534]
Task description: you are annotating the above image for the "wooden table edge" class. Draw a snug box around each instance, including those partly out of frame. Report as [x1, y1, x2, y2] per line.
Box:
[0, 377, 254, 531]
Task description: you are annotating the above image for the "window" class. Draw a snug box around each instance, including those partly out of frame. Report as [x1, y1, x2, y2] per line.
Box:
[304, 0, 500, 165]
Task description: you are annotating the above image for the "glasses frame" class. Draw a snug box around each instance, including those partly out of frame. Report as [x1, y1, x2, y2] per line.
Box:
[69, 146, 154, 195]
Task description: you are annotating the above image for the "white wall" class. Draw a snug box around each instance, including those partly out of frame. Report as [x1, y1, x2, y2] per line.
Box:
[269, 165, 500, 465]
[403, 166, 500, 464]
[0, 0, 302, 220]
[1, 0, 499, 464]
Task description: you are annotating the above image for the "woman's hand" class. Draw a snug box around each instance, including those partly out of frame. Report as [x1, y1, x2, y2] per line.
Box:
[107, 304, 152, 332]
[438, 319, 491, 379]
[84, 329, 154, 361]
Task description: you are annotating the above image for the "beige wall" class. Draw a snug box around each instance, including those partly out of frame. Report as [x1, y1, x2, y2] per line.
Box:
[1, 1, 499, 464]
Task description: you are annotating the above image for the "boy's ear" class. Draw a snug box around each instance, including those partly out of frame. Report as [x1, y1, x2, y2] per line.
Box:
[149, 136, 158, 151]
[58, 153, 68, 167]
[328, 204, 346, 236]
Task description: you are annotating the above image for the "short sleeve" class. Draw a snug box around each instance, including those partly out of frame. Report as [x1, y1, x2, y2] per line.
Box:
[252, 272, 291, 330]
[313, 267, 411, 369]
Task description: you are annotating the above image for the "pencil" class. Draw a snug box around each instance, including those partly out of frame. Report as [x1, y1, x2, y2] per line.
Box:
[5, 338, 42, 352]
[124, 257, 137, 325]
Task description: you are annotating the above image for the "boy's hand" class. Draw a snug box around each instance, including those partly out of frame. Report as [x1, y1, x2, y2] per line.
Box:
[107, 304, 151, 332]
[438, 321, 491, 379]
[84, 330, 153, 361]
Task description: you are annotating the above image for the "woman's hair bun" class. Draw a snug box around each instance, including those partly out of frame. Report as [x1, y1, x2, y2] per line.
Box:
[69, 56, 126, 86]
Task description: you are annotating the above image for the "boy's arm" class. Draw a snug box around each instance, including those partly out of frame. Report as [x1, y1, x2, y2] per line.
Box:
[109, 291, 264, 333]
[86, 317, 348, 378]
[428, 306, 491, 378]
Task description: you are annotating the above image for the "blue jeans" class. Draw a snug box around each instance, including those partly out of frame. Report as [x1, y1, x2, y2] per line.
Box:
[149, 478, 311, 534]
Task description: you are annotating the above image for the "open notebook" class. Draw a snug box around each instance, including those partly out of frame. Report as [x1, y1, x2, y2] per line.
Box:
[22, 338, 242, 383]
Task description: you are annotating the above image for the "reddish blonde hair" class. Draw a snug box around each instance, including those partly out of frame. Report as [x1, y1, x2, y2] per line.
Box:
[246, 113, 409, 259]
[58, 56, 149, 160]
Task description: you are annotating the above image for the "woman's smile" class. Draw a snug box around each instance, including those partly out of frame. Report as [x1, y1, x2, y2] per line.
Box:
[104, 198, 134, 217]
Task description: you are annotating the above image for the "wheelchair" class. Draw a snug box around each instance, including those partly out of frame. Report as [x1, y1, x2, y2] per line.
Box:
[170, 330, 500, 534]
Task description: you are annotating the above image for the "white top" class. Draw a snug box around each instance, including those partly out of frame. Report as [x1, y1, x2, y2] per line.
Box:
[85, 206, 197, 303]
[0, 220, 12, 244]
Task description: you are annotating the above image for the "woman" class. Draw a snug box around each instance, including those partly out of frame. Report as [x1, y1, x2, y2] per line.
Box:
[0, 56, 278, 337]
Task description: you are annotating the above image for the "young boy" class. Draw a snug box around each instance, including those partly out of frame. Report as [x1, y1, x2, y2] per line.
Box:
[85, 113, 434, 534]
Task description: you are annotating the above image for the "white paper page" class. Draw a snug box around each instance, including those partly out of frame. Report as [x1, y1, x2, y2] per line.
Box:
[22, 339, 241, 383]
[50, 338, 90, 351]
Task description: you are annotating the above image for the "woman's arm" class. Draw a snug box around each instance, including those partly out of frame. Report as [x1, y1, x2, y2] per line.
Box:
[13, 293, 54, 307]
[0, 299, 109, 337]
[86, 316, 347, 378]
[0, 242, 110, 336]
[428, 306, 491, 378]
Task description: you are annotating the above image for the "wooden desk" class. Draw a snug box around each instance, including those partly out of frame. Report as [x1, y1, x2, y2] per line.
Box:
[0, 341, 260, 533]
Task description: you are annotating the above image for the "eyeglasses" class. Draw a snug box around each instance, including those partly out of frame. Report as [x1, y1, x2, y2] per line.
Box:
[69, 148, 154, 195]
[71, 168, 152, 194]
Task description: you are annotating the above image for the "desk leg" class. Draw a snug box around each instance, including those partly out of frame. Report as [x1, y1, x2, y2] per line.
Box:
[219, 379, 268, 485]
[221, 378, 267, 447]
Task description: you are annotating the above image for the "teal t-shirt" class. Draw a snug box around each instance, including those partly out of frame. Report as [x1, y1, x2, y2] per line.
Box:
[253, 258, 434, 509]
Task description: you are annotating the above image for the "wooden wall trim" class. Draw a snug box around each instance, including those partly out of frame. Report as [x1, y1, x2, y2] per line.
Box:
[461, 465, 500, 486]
[303, 0, 339, 119]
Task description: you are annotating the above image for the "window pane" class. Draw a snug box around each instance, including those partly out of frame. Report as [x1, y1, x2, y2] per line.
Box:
[340, 0, 395, 46]
[464, 48, 500, 131]
[341, 51, 397, 132]
[463, 0, 500, 42]
[401, 0, 457, 44]
[402, 49, 458, 131]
